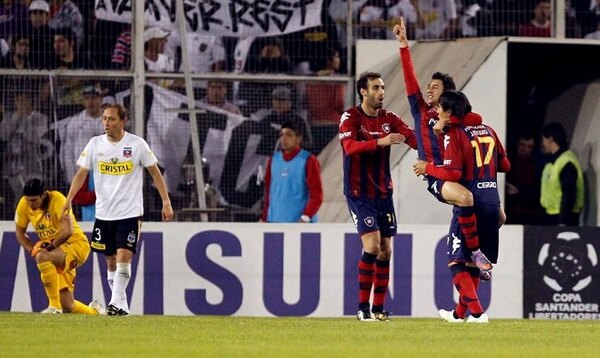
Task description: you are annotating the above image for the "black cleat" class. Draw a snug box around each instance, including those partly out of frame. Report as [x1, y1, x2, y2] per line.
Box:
[107, 304, 129, 316]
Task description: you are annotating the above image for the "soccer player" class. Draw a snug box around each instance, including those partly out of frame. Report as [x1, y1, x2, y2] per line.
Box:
[63, 104, 173, 316]
[340, 71, 417, 321]
[15, 178, 104, 315]
[413, 91, 511, 323]
[394, 18, 495, 272]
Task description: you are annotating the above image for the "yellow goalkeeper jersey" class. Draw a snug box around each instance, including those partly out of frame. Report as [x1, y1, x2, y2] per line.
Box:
[15, 190, 88, 245]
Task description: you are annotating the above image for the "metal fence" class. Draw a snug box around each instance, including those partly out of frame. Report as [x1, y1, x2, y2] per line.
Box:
[0, 0, 597, 221]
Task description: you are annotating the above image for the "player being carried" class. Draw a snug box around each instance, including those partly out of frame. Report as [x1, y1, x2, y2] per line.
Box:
[394, 17, 500, 275]
[413, 91, 511, 323]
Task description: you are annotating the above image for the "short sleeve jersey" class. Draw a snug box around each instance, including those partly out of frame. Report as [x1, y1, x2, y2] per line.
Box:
[77, 132, 158, 220]
[15, 191, 88, 244]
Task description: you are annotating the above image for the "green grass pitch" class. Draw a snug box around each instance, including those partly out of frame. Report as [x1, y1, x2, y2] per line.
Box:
[1, 313, 599, 357]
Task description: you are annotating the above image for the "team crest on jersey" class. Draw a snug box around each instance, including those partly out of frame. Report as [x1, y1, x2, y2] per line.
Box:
[123, 147, 132, 158]
[364, 217, 374, 227]
[382, 123, 390, 133]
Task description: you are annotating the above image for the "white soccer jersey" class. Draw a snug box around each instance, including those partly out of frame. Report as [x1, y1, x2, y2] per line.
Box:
[77, 132, 158, 220]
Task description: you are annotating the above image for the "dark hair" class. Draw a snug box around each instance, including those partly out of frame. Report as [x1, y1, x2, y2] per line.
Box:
[282, 121, 303, 137]
[102, 103, 128, 120]
[541, 122, 568, 147]
[432, 72, 456, 91]
[54, 27, 76, 47]
[23, 178, 45, 196]
[10, 33, 28, 47]
[356, 71, 382, 102]
[439, 91, 472, 118]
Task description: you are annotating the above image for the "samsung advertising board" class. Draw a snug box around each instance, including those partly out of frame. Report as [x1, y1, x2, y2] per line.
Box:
[0, 222, 522, 318]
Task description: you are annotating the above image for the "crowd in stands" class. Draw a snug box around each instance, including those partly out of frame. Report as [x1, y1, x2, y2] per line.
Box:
[0, 0, 597, 221]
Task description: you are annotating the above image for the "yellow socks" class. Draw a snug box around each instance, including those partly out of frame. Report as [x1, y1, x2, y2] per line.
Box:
[72, 300, 98, 315]
[37, 261, 61, 310]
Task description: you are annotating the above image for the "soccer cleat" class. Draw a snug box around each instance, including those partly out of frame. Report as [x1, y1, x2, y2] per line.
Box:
[471, 249, 493, 271]
[356, 309, 375, 321]
[41, 306, 62, 314]
[466, 313, 489, 323]
[89, 300, 107, 315]
[438, 309, 464, 323]
[480, 270, 492, 281]
[107, 304, 130, 316]
[372, 311, 391, 321]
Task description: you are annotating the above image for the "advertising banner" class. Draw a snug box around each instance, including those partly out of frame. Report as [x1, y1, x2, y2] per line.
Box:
[0, 222, 523, 318]
[523, 226, 600, 319]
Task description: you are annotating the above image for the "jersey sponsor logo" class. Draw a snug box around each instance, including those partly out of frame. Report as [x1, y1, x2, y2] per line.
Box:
[91, 241, 106, 250]
[35, 227, 57, 239]
[443, 134, 450, 149]
[338, 131, 351, 139]
[98, 160, 134, 175]
[364, 217, 374, 227]
[443, 159, 452, 165]
[476, 181, 497, 189]
[382, 123, 390, 133]
[123, 146, 132, 158]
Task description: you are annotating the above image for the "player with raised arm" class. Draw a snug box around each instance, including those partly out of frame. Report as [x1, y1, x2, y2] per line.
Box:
[413, 91, 511, 323]
[394, 18, 497, 274]
[340, 71, 417, 321]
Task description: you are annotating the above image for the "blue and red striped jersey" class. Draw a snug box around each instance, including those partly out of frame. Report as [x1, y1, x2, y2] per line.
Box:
[426, 116, 511, 202]
[399, 47, 446, 165]
[339, 106, 417, 199]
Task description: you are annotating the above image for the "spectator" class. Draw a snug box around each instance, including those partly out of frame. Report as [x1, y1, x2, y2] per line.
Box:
[144, 26, 175, 88]
[540, 122, 584, 226]
[260, 121, 323, 223]
[505, 133, 544, 225]
[414, 0, 460, 40]
[26, 0, 55, 68]
[0, 33, 31, 69]
[253, 86, 313, 150]
[199, 80, 241, 115]
[110, 25, 131, 70]
[0, 0, 28, 41]
[306, 48, 345, 123]
[518, 0, 552, 37]
[53, 27, 93, 69]
[358, 0, 417, 39]
[575, 0, 600, 37]
[166, 31, 226, 98]
[237, 36, 292, 115]
[305, 48, 345, 152]
[58, 84, 104, 182]
[47, 0, 83, 50]
[0, 89, 48, 208]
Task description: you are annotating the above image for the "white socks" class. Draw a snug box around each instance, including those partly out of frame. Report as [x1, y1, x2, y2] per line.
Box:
[107, 270, 115, 291]
[109, 263, 131, 312]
